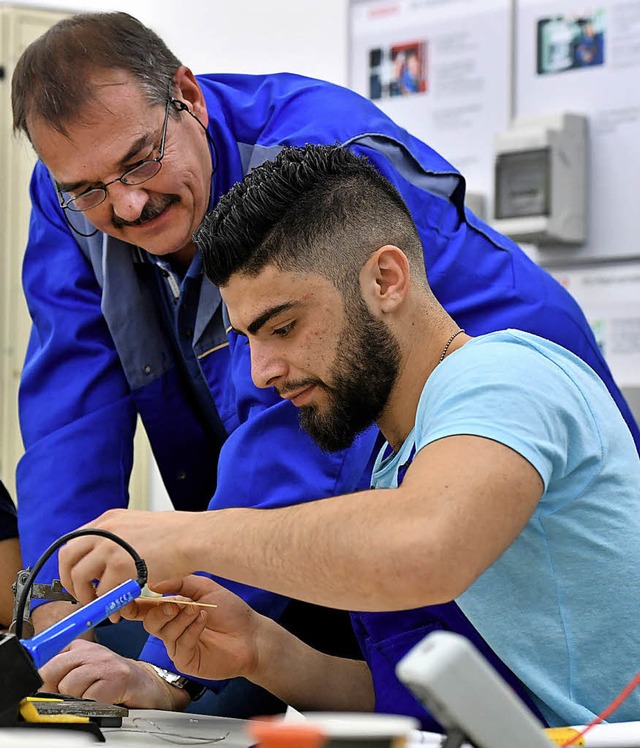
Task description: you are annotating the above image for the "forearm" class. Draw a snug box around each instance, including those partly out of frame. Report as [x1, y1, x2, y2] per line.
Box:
[250, 614, 374, 712]
[183, 438, 542, 612]
[66, 435, 537, 613]
[31, 601, 95, 639]
[183, 494, 424, 612]
[65, 490, 447, 612]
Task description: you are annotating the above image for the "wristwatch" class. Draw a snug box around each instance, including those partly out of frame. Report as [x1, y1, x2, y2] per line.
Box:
[149, 664, 207, 701]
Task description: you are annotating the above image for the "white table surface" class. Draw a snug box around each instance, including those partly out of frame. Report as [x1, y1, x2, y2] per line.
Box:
[0, 709, 256, 747]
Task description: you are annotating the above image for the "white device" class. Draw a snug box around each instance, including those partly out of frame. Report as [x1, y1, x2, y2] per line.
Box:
[464, 192, 486, 221]
[396, 631, 555, 748]
[492, 112, 588, 245]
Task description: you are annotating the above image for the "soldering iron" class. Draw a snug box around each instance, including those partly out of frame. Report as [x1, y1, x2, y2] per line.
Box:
[0, 528, 147, 726]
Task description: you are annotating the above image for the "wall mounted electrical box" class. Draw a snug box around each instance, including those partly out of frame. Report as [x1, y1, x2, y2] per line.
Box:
[492, 113, 588, 245]
[465, 192, 486, 221]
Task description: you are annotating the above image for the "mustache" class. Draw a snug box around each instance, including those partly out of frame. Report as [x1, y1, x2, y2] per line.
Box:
[276, 378, 331, 398]
[112, 195, 179, 229]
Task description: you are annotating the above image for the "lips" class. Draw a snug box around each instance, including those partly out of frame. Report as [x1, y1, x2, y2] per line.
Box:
[281, 385, 316, 407]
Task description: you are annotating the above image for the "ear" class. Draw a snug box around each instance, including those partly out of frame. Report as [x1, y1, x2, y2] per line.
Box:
[173, 66, 209, 126]
[360, 245, 410, 314]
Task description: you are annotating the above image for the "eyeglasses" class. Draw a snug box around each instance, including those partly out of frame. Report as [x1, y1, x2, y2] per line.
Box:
[56, 93, 173, 213]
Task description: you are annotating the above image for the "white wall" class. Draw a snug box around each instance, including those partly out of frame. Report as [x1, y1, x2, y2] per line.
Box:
[0, 0, 150, 14]
[151, 0, 349, 85]
[1, 0, 350, 85]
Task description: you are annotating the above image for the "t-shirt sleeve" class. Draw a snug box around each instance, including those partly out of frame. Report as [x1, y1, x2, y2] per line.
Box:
[413, 338, 597, 501]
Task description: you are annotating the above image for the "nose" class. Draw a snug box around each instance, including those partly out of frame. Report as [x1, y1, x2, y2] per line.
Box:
[107, 181, 151, 223]
[250, 340, 287, 390]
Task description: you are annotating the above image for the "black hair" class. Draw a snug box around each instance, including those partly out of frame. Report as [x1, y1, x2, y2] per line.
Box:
[195, 143, 426, 294]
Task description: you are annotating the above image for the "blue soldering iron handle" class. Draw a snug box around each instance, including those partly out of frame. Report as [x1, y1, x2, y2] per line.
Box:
[21, 578, 142, 669]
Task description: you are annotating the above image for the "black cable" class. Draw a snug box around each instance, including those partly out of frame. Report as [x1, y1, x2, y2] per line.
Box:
[170, 98, 219, 186]
[14, 528, 148, 640]
[60, 208, 99, 238]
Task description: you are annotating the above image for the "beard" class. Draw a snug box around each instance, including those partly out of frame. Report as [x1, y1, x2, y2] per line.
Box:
[297, 296, 401, 452]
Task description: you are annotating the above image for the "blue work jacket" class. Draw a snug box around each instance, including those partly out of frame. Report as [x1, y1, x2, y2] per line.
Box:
[17, 73, 639, 718]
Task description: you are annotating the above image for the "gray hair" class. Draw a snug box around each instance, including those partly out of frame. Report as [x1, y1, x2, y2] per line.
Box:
[12, 11, 181, 138]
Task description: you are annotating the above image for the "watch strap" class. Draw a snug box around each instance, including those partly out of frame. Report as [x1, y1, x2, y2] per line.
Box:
[149, 664, 207, 701]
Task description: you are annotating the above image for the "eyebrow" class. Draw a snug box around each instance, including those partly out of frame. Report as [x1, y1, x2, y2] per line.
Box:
[240, 302, 298, 336]
[55, 133, 153, 194]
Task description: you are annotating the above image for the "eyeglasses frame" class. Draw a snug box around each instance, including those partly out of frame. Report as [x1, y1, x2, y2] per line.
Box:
[56, 90, 174, 213]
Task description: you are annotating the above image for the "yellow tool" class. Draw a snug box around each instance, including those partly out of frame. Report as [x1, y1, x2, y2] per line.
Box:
[20, 698, 89, 724]
[545, 727, 585, 746]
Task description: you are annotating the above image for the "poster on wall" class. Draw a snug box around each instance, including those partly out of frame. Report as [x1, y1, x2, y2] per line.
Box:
[516, 0, 640, 262]
[349, 0, 512, 216]
[550, 261, 640, 387]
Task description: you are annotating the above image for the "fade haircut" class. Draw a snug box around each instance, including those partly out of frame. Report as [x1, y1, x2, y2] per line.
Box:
[195, 144, 427, 298]
[12, 12, 181, 139]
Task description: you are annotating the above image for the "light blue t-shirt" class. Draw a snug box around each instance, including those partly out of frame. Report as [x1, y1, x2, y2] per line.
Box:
[372, 330, 640, 726]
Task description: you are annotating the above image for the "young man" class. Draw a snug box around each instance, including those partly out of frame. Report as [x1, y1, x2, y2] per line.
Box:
[60, 145, 640, 730]
[13, 11, 638, 712]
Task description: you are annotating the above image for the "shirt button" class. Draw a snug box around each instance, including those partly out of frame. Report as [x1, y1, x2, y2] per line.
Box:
[142, 364, 152, 375]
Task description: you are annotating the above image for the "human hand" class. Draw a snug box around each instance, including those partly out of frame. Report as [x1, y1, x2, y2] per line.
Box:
[123, 576, 264, 682]
[38, 639, 190, 710]
[58, 509, 197, 611]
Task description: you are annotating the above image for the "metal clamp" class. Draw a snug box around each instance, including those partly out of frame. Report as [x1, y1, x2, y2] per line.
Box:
[10, 569, 77, 638]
